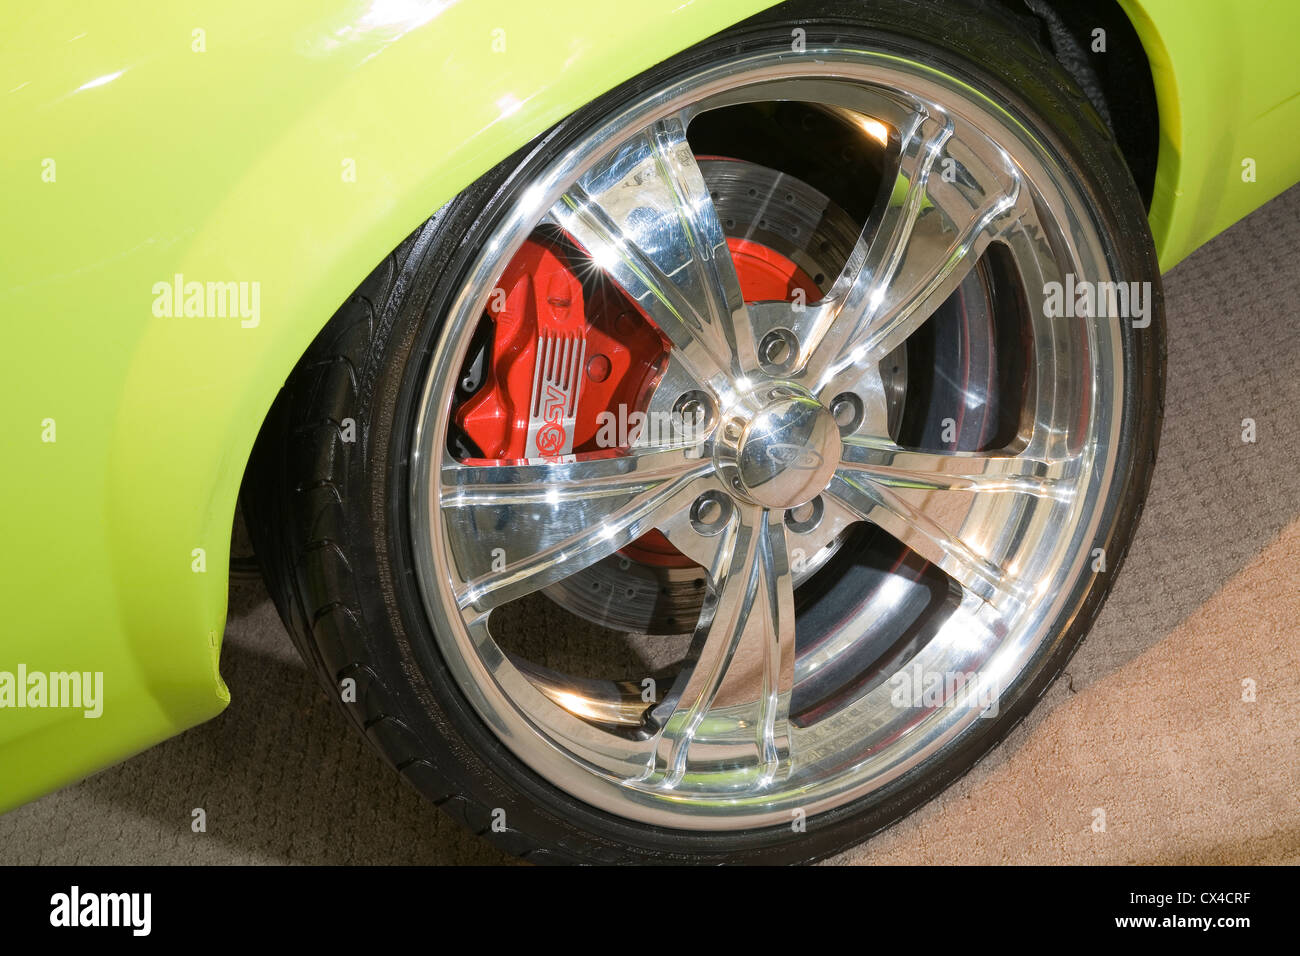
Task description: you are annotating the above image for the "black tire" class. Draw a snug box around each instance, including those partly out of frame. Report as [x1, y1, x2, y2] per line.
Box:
[244, 0, 1164, 864]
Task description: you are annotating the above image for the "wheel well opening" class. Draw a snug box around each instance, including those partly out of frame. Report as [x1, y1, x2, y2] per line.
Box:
[997, 0, 1159, 208]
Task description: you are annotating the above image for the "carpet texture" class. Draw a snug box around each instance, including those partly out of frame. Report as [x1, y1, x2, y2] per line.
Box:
[3, 185, 1298, 866]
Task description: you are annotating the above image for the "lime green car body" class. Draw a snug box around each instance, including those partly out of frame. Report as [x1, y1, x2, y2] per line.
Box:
[1, 0, 1297, 812]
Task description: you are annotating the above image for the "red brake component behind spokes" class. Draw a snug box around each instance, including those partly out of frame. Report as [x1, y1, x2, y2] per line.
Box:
[455, 224, 821, 570]
[456, 232, 669, 460]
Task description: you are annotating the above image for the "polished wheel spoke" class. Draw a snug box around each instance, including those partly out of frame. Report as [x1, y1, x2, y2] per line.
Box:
[548, 111, 757, 395]
[801, 111, 1029, 391]
[640, 505, 796, 790]
[442, 448, 712, 613]
[840, 437, 1075, 499]
[829, 438, 1079, 610]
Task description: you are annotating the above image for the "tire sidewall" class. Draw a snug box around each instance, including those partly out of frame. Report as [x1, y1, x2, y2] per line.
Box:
[338, 0, 1163, 863]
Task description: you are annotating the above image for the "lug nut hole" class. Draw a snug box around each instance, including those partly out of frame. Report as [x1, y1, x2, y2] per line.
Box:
[759, 328, 799, 373]
[830, 392, 864, 433]
[673, 389, 713, 438]
[690, 491, 732, 536]
[784, 496, 825, 534]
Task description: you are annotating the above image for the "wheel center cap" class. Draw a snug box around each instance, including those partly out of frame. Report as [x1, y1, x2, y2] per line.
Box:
[726, 388, 841, 509]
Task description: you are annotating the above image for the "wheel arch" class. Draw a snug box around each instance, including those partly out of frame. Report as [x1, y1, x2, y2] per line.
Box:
[0, 0, 779, 812]
[1040, 0, 1300, 270]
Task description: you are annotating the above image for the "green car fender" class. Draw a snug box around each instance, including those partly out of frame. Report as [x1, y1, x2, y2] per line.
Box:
[1126, 0, 1300, 268]
[0, 0, 781, 811]
[0, 0, 1296, 812]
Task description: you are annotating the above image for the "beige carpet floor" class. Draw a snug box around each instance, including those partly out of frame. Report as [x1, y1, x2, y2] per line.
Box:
[3, 185, 1298, 866]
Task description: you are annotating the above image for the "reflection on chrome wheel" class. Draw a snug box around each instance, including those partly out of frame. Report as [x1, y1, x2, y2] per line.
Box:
[249, 0, 1162, 863]
[413, 50, 1138, 828]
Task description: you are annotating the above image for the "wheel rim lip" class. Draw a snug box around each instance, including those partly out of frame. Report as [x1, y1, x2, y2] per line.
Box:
[408, 46, 1126, 830]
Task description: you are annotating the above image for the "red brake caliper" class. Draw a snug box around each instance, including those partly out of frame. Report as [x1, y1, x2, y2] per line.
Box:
[455, 227, 821, 568]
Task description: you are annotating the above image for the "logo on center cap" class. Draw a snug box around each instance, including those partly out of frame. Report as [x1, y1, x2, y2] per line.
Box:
[766, 444, 824, 470]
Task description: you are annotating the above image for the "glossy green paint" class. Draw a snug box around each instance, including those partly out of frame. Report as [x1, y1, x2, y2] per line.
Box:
[0, 0, 781, 811]
[1121, 0, 1300, 269]
[0, 0, 1296, 812]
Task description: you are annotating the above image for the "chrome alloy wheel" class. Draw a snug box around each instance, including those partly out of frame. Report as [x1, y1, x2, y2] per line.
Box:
[409, 48, 1124, 830]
